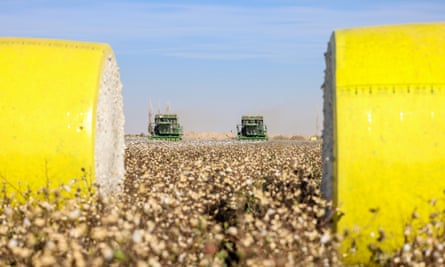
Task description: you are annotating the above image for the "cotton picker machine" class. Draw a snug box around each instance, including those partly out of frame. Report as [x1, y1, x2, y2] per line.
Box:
[148, 103, 183, 141]
[237, 115, 268, 141]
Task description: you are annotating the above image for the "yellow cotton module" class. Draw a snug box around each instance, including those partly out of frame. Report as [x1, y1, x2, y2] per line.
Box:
[322, 22, 445, 264]
[0, 38, 125, 199]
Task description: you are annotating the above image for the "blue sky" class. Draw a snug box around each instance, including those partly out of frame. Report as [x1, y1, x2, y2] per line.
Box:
[2, 0, 444, 135]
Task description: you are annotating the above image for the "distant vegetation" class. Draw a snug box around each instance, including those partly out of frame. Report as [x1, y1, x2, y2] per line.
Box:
[127, 132, 314, 141]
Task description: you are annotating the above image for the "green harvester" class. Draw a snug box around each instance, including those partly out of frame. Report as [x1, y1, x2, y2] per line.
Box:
[237, 115, 268, 141]
[148, 113, 183, 141]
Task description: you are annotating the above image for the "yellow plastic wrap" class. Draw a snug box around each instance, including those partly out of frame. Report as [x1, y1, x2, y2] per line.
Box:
[324, 23, 445, 263]
[0, 38, 119, 199]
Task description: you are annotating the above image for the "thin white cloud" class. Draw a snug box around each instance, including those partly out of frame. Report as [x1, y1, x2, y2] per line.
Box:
[1, 1, 444, 62]
[3, 0, 444, 134]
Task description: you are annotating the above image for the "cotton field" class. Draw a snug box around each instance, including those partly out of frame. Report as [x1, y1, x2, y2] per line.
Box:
[1, 138, 442, 266]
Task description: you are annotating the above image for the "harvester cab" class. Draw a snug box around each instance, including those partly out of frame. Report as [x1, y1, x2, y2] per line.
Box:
[149, 114, 183, 141]
[237, 115, 268, 141]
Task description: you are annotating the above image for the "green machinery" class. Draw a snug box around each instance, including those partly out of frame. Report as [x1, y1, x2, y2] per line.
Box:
[148, 113, 183, 141]
[237, 115, 268, 141]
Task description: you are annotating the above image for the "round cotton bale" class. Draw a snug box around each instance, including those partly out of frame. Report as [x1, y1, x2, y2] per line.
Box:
[322, 22, 445, 264]
[0, 38, 124, 198]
